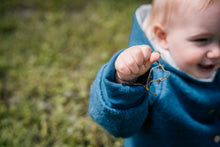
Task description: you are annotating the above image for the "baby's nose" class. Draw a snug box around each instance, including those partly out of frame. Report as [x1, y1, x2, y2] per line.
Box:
[206, 44, 220, 59]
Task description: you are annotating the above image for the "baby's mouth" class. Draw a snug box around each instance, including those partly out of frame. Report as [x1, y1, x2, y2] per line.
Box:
[198, 64, 215, 73]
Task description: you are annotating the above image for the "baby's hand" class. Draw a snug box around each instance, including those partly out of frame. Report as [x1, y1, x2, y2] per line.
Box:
[115, 45, 160, 83]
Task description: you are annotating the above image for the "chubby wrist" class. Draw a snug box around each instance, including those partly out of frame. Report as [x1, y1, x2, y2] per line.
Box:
[115, 71, 137, 84]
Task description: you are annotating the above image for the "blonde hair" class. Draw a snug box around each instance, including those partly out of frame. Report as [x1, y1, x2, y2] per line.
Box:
[147, 0, 213, 29]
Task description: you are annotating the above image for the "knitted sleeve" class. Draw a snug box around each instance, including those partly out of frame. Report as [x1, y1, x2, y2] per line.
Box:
[88, 49, 151, 137]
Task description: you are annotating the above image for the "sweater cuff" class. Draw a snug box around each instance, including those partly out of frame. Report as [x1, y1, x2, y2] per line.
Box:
[101, 49, 147, 109]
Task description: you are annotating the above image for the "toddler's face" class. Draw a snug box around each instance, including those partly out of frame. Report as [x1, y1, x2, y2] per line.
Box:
[165, 0, 220, 79]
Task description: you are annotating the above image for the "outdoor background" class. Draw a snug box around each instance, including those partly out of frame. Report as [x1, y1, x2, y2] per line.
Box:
[0, 0, 151, 146]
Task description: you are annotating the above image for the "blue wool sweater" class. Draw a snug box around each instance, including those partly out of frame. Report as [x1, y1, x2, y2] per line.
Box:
[88, 5, 220, 147]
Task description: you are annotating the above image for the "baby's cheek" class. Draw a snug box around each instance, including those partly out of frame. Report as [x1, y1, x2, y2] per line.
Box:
[186, 58, 200, 65]
[174, 56, 198, 72]
[183, 50, 204, 65]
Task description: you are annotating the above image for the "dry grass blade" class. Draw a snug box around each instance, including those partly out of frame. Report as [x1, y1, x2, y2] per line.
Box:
[124, 60, 171, 96]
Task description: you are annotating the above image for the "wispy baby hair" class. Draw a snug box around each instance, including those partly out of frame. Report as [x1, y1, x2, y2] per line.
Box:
[147, 0, 213, 29]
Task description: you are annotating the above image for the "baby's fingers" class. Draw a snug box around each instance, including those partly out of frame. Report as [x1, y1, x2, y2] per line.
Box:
[115, 57, 132, 75]
[115, 56, 140, 76]
[124, 57, 140, 75]
[130, 45, 149, 66]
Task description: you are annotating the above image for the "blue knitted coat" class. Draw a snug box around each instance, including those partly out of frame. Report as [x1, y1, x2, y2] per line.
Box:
[88, 5, 220, 147]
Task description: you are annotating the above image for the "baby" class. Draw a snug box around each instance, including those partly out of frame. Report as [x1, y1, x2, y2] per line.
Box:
[89, 0, 220, 146]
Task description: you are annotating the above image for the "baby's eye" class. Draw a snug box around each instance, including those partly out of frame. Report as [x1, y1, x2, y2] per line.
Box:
[193, 37, 212, 46]
[194, 38, 209, 42]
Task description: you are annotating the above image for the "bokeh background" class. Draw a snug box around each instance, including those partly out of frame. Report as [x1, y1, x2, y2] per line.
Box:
[0, 0, 151, 146]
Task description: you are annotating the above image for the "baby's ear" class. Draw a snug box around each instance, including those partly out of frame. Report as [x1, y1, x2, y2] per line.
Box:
[153, 24, 169, 50]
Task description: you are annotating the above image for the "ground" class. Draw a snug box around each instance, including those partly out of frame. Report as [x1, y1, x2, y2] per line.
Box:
[0, 0, 151, 146]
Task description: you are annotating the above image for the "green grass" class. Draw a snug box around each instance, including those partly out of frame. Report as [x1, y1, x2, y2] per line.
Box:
[0, 0, 151, 146]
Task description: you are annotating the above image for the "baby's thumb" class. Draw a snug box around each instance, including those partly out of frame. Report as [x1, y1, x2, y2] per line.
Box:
[150, 51, 161, 63]
[144, 51, 160, 71]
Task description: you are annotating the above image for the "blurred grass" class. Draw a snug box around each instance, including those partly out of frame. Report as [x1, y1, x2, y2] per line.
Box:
[0, 0, 151, 146]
